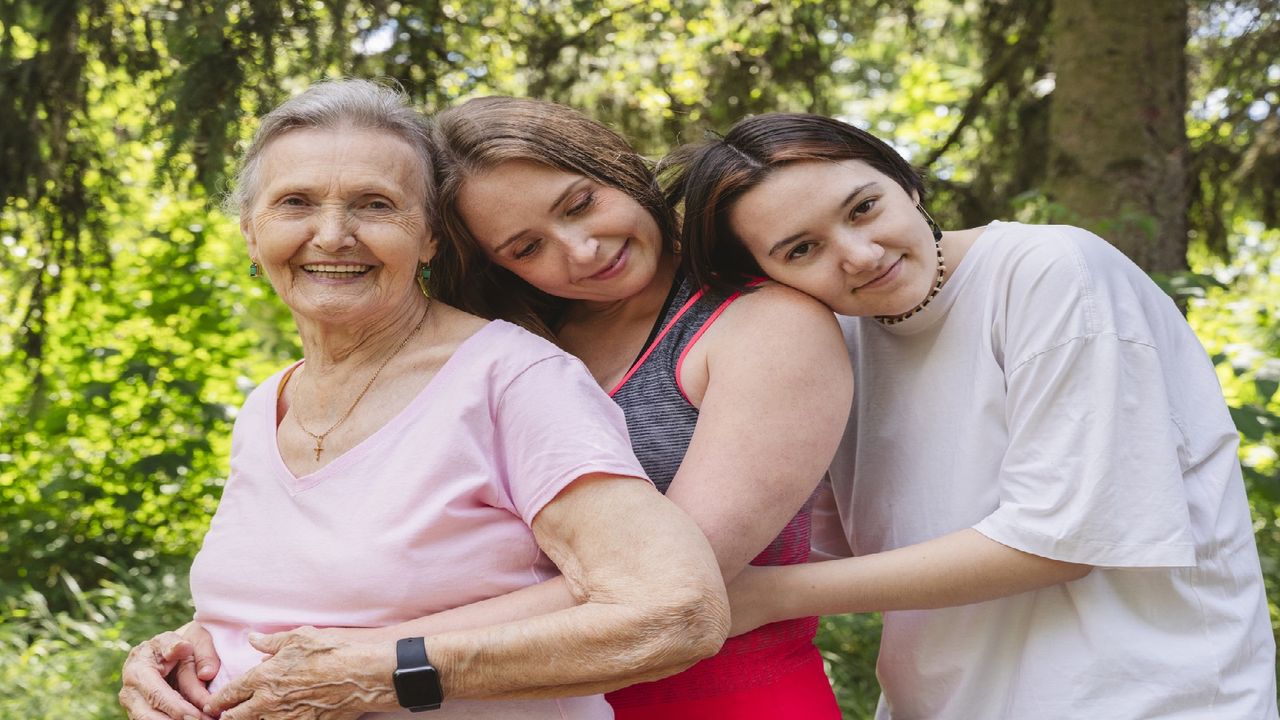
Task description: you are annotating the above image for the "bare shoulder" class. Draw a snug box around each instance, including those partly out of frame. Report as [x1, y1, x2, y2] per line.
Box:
[714, 281, 842, 342]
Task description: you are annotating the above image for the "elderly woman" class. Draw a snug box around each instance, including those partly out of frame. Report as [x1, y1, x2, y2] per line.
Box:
[117, 80, 727, 720]
[125, 96, 851, 720]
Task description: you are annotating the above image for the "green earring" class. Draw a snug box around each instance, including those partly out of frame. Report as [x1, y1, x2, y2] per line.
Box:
[249, 262, 260, 278]
[420, 264, 431, 281]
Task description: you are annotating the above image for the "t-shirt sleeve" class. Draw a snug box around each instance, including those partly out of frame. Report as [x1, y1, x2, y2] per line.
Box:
[493, 353, 649, 525]
[972, 332, 1196, 567]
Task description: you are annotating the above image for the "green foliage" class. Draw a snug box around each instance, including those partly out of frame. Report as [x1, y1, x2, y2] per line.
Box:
[816, 614, 883, 719]
[1, 0, 1277, 716]
[0, 560, 195, 719]
[1184, 221, 1280, 663]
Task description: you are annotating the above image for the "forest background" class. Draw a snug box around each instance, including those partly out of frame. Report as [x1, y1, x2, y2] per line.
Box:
[2, 0, 1278, 717]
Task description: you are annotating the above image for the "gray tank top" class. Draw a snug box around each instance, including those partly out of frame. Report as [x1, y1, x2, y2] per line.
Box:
[610, 274, 734, 492]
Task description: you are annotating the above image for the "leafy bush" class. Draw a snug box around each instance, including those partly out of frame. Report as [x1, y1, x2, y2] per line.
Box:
[0, 560, 195, 719]
[817, 614, 883, 719]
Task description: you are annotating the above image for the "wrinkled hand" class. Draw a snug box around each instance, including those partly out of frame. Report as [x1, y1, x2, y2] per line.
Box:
[119, 624, 220, 720]
[206, 626, 394, 720]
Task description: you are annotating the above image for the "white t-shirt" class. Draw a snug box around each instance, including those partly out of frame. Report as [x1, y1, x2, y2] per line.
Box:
[190, 321, 648, 719]
[819, 222, 1277, 719]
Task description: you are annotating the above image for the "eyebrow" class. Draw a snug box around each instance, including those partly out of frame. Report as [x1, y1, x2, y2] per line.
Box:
[766, 181, 881, 256]
[263, 177, 402, 201]
[493, 177, 585, 253]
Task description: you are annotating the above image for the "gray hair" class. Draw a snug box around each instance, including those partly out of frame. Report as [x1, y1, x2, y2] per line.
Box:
[225, 79, 434, 217]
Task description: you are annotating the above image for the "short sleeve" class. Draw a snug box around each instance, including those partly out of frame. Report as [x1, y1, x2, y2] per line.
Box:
[493, 354, 649, 524]
[973, 333, 1196, 567]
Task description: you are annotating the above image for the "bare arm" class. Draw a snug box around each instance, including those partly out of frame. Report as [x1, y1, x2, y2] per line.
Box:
[669, 284, 853, 583]
[729, 528, 1092, 635]
[206, 474, 728, 718]
[324, 576, 578, 643]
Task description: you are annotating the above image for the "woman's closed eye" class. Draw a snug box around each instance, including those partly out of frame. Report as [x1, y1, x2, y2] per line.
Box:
[566, 190, 596, 216]
[514, 238, 543, 259]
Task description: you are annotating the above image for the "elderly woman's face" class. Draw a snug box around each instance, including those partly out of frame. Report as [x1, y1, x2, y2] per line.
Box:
[242, 128, 433, 322]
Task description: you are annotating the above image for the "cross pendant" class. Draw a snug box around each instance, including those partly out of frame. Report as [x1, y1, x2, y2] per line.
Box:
[313, 438, 324, 461]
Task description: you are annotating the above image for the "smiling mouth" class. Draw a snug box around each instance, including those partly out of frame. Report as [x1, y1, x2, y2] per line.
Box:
[301, 263, 373, 278]
[587, 241, 628, 280]
[851, 256, 903, 292]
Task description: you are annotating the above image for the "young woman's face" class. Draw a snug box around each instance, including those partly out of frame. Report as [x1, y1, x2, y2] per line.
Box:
[457, 160, 664, 304]
[728, 159, 936, 317]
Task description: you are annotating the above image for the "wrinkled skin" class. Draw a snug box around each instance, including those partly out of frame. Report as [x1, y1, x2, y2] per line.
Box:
[118, 627, 218, 720]
[204, 627, 394, 720]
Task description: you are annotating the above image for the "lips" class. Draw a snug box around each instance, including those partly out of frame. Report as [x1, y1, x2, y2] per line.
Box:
[586, 241, 629, 281]
[852, 255, 903, 292]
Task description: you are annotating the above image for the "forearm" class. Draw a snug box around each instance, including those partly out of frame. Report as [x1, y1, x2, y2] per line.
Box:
[739, 528, 1093, 627]
[427, 593, 717, 699]
[324, 576, 577, 644]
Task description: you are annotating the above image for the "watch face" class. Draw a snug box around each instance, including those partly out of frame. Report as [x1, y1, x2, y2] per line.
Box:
[394, 665, 443, 710]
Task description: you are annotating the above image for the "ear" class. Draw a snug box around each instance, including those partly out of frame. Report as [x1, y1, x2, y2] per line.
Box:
[910, 188, 921, 205]
[420, 229, 438, 266]
[241, 216, 259, 261]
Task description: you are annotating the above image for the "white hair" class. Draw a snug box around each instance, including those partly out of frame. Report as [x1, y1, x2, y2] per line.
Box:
[225, 79, 434, 216]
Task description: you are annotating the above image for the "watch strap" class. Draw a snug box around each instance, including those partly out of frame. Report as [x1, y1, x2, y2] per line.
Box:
[394, 637, 443, 712]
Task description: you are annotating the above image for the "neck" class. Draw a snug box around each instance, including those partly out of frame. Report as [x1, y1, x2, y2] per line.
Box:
[563, 251, 679, 329]
[938, 225, 985, 284]
[294, 295, 429, 373]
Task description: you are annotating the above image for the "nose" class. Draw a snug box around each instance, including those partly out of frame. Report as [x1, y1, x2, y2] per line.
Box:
[836, 234, 885, 275]
[559, 231, 600, 264]
[312, 206, 358, 252]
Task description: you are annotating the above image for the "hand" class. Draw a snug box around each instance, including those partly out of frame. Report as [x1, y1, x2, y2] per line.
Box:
[206, 627, 395, 720]
[119, 624, 220, 720]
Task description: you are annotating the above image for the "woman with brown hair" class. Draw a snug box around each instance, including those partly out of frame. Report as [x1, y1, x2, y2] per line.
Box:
[423, 96, 852, 719]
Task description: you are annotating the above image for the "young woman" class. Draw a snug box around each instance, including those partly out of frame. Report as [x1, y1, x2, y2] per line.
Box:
[665, 112, 1278, 719]
[427, 97, 852, 719]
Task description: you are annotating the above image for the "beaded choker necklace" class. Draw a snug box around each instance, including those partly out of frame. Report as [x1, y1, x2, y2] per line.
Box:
[875, 233, 946, 326]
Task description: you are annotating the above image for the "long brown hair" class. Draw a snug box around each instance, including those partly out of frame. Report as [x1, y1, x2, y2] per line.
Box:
[661, 113, 927, 296]
[429, 96, 679, 338]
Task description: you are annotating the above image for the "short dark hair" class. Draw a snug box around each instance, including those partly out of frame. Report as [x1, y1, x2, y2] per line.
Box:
[430, 96, 679, 338]
[662, 113, 926, 296]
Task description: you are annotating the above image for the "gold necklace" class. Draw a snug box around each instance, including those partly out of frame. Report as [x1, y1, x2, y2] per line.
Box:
[292, 301, 430, 461]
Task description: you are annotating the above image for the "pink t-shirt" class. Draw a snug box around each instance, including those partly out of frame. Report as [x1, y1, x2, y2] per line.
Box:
[190, 321, 645, 719]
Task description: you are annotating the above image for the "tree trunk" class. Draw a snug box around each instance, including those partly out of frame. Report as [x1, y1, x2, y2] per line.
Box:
[1047, 0, 1189, 272]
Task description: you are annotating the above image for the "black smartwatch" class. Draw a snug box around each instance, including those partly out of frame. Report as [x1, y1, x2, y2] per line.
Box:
[393, 637, 444, 712]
